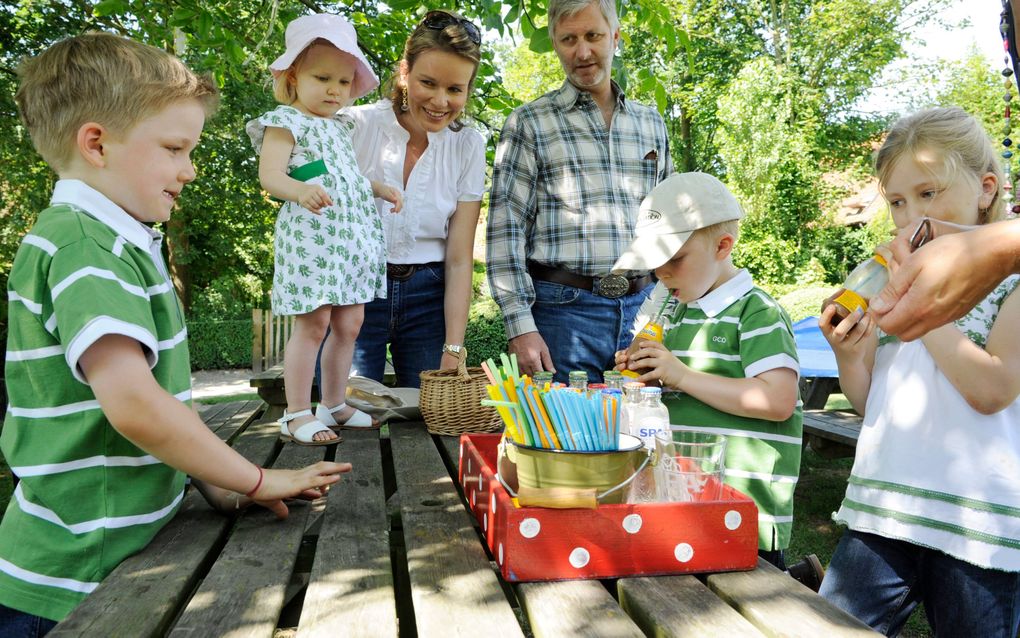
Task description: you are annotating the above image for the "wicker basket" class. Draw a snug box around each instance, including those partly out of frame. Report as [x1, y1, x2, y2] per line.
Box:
[419, 348, 503, 436]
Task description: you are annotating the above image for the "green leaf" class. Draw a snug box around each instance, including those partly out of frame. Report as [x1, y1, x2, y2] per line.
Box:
[387, 0, 420, 9]
[654, 82, 667, 114]
[527, 27, 551, 53]
[93, 0, 129, 16]
[226, 39, 244, 65]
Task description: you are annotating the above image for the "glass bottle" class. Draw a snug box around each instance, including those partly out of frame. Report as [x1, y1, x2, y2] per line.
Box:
[824, 253, 889, 325]
[629, 387, 669, 450]
[619, 381, 645, 441]
[622, 298, 671, 380]
[568, 370, 588, 391]
[603, 370, 624, 390]
[533, 371, 554, 388]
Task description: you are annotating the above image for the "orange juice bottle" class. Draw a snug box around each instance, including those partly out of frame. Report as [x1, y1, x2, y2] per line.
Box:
[621, 298, 670, 380]
[823, 253, 889, 326]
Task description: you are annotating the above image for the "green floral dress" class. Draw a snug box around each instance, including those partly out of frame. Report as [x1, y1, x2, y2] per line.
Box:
[247, 105, 386, 315]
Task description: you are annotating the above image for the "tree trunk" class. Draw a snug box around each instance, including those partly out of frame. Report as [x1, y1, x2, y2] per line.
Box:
[165, 213, 191, 313]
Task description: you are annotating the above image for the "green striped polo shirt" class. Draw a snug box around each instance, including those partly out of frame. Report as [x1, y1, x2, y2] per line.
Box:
[0, 180, 191, 621]
[659, 271, 803, 551]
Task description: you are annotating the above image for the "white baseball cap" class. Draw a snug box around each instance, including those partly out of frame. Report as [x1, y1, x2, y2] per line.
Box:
[613, 172, 745, 272]
[270, 13, 379, 100]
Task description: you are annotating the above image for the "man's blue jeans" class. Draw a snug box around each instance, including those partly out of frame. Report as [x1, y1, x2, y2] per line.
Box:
[530, 280, 653, 385]
[820, 529, 1020, 637]
[351, 263, 446, 389]
[0, 605, 56, 637]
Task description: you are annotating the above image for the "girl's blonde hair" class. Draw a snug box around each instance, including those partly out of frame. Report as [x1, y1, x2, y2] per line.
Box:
[386, 10, 481, 131]
[16, 32, 218, 172]
[875, 106, 1006, 224]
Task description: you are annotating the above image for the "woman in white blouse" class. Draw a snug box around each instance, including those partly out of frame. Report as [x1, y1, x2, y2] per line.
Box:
[336, 11, 485, 388]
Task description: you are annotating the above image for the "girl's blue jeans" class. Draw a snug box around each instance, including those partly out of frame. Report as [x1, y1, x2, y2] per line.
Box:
[820, 529, 1020, 637]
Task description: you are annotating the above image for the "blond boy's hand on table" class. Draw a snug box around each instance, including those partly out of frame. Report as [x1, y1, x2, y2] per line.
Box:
[80, 334, 351, 520]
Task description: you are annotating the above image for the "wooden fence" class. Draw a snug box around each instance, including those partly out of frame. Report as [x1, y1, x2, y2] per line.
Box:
[251, 308, 294, 373]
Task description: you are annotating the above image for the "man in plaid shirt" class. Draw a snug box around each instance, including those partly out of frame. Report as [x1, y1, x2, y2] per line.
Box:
[486, 0, 673, 382]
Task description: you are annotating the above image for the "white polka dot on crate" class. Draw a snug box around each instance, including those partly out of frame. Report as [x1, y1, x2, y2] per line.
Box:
[491, 493, 497, 514]
[483, 513, 487, 532]
[674, 543, 694, 563]
[519, 518, 541, 538]
[725, 510, 742, 530]
[466, 458, 472, 474]
[498, 543, 504, 565]
[477, 474, 483, 490]
[569, 547, 590, 568]
[471, 491, 476, 507]
[622, 514, 642, 534]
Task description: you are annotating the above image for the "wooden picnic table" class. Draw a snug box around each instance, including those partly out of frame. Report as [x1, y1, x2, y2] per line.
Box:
[50, 370, 878, 637]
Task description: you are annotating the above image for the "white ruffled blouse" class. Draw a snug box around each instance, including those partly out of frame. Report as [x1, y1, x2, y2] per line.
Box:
[344, 100, 486, 263]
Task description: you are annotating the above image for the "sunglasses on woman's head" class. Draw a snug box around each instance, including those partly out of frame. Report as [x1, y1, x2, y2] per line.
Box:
[421, 11, 482, 45]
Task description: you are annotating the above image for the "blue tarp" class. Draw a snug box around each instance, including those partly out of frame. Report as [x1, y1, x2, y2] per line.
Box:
[793, 316, 838, 378]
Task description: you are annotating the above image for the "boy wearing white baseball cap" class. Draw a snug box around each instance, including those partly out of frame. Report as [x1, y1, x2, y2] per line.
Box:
[614, 172, 808, 579]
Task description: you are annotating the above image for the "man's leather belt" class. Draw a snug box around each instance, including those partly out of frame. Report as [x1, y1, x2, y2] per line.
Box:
[527, 261, 653, 299]
[387, 261, 443, 281]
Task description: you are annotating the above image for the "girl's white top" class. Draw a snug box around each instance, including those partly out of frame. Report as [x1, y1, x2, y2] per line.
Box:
[345, 100, 486, 263]
[834, 275, 1020, 571]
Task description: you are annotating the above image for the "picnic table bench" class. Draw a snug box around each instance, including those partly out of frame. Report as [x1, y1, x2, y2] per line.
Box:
[51, 374, 878, 637]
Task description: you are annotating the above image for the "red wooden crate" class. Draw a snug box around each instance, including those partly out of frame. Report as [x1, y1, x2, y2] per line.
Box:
[458, 434, 759, 582]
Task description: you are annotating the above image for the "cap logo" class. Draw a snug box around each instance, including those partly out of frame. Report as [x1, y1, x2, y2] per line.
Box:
[645, 210, 662, 222]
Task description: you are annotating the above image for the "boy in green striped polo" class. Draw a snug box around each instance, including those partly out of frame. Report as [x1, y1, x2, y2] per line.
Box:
[613, 172, 805, 573]
[1, 33, 350, 631]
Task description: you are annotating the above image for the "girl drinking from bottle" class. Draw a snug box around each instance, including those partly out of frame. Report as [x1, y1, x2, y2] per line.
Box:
[819, 106, 1020, 637]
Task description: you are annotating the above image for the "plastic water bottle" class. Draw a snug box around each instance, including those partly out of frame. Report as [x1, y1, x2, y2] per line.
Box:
[630, 387, 669, 450]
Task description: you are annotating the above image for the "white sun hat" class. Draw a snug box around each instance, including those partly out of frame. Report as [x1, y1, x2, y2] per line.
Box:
[613, 172, 745, 273]
[269, 13, 379, 100]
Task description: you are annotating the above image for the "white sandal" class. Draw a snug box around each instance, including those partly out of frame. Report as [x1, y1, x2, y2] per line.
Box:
[315, 402, 379, 430]
[280, 409, 341, 446]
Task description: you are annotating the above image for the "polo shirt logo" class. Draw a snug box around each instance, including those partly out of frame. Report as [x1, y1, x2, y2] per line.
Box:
[712, 335, 727, 344]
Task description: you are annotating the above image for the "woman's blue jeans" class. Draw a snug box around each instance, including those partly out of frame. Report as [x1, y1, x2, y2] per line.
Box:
[819, 529, 1020, 637]
[531, 280, 653, 385]
[350, 263, 446, 388]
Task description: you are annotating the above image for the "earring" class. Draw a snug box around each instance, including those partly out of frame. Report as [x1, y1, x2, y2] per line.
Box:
[401, 87, 409, 112]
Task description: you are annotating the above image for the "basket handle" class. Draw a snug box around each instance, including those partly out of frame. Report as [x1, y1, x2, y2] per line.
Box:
[452, 346, 471, 381]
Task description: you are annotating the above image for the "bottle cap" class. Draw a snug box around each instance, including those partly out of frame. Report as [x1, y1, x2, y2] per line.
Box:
[568, 370, 588, 380]
[623, 381, 646, 390]
[588, 383, 608, 390]
[640, 386, 662, 395]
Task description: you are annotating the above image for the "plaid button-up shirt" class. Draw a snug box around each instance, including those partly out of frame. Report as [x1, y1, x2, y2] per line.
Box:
[486, 80, 673, 339]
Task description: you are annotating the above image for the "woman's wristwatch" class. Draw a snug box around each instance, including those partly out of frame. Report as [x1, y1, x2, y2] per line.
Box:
[442, 343, 464, 356]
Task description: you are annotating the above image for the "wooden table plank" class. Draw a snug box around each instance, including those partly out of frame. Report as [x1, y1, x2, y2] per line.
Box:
[802, 409, 862, 459]
[169, 441, 330, 637]
[51, 414, 280, 637]
[389, 423, 524, 637]
[519, 580, 644, 638]
[618, 575, 764, 637]
[297, 430, 397, 638]
[705, 558, 878, 637]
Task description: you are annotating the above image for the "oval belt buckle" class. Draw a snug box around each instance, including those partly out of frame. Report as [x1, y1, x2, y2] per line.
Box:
[597, 273, 629, 298]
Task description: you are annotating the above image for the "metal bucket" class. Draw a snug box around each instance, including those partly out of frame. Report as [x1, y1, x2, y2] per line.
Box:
[505, 434, 647, 505]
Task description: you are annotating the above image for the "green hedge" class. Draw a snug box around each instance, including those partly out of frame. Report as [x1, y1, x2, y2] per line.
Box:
[185, 298, 510, 371]
[464, 296, 508, 367]
[187, 318, 252, 370]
